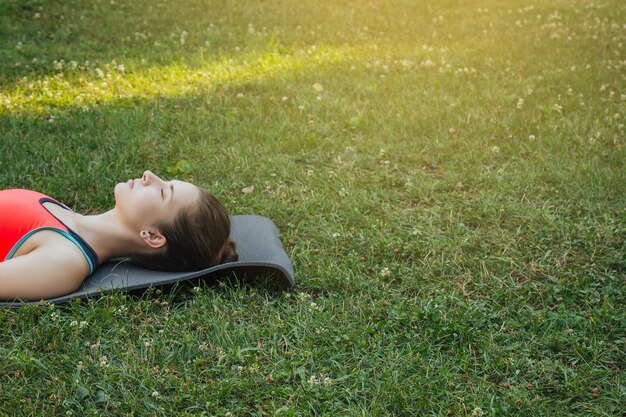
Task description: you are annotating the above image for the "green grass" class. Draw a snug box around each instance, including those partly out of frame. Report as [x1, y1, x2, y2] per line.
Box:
[1, 0, 625, 415]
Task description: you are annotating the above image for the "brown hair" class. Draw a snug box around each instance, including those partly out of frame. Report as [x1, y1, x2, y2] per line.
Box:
[131, 188, 238, 271]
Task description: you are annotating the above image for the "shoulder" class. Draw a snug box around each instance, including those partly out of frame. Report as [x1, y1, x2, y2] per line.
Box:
[13, 230, 90, 275]
[0, 238, 89, 300]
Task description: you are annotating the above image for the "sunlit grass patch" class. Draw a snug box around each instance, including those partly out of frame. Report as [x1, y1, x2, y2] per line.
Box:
[1, 45, 367, 114]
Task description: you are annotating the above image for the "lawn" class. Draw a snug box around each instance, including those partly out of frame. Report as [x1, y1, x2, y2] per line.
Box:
[0, 0, 624, 415]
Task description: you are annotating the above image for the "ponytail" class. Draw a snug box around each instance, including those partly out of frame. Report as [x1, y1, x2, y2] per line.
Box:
[219, 239, 239, 264]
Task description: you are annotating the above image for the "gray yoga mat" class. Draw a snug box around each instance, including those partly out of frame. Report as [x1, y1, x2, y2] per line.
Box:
[0, 215, 294, 307]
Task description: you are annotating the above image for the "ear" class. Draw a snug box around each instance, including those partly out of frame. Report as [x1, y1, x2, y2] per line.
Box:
[140, 229, 167, 249]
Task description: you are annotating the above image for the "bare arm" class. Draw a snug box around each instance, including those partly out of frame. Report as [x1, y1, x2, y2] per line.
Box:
[0, 246, 88, 301]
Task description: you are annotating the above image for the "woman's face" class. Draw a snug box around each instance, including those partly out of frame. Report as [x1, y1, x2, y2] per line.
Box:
[114, 170, 200, 233]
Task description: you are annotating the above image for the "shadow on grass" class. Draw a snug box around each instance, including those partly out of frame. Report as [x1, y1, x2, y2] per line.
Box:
[123, 267, 293, 305]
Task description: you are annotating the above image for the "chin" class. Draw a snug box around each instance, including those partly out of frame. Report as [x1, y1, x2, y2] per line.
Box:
[113, 182, 126, 204]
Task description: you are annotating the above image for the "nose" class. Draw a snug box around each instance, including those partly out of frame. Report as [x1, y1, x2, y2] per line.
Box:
[141, 170, 162, 185]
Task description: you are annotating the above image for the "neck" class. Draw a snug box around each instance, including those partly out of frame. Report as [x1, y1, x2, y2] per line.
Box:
[69, 208, 147, 263]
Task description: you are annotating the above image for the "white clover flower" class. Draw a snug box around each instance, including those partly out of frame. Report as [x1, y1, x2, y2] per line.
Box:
[471, 407, 484, 417]
[281, 96, 288, 101]
[99, 356, 108, 366]
[380, 268, 390, 277]
[70, 320, 78, 327]
[308, 375, 318, 386]
[237, 93, 244, 98]
[516, 98, 524, 109]
[310, 302, 322, 312]
[151, 391, 160, 398]
[528, 134, 536, 141]
[79, 321, 88, 329]
[491, 146, 500, 154]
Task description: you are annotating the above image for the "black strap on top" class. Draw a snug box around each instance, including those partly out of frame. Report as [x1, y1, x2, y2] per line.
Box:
[39, 198, 100, 269]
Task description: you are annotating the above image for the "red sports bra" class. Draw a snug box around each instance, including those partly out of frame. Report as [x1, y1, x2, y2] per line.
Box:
[0, 189, 98, 274]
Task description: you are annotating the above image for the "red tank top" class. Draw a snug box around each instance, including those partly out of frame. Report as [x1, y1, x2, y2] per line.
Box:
[0, 189, 98, 273]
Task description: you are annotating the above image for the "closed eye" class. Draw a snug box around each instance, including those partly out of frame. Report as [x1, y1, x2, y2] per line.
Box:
[161, 189, 164, 199]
